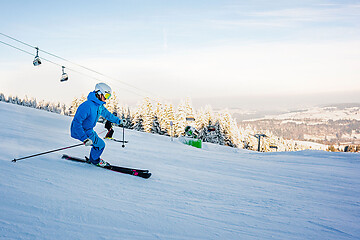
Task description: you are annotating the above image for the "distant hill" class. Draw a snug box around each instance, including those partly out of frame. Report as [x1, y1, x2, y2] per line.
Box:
[237, 104, 360, 145]
[319, 103, 360, 110]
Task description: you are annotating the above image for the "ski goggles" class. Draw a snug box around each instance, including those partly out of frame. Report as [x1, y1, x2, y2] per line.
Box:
[104, 92, 111, 100]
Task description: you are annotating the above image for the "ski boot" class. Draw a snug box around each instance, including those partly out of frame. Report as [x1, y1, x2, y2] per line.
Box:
[96, 159, 109, 167]
[86, 157, 110, 168]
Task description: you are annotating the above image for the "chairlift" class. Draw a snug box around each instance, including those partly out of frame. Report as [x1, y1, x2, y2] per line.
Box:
[33, 47, 41, 66]
[60, 66, 68, 82]
[207, 126, 216, 132]
[254, 134, 267, 152]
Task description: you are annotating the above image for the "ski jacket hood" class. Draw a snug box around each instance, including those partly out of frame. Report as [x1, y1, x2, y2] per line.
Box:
[70, 91, 121, 142]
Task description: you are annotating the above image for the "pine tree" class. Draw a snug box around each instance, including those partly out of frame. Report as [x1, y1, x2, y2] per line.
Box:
[219, 110, 242, 148]
[133, 118, 144, 131]
[79, 95, 87, 105]
[133, 98, 154, 132]
[196, 105, 213, 131]
[30, 97, 37, 108]
[61, 103, 68, 115]
[69, 95, 86, 116]
[69, 97, 79, 116]
[151, 101, 164, 135]
[184, 98, 195, 120]
[175, 100, 187, 137]
[125, 107, 134, 128]
[199, 119, 223, 145]
[151, 115, 163, 134]
[134, 97, 154, 133]
[162, 103, 175, 136]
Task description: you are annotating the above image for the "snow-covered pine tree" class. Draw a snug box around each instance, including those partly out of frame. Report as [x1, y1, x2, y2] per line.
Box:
[137, 97, 154, 133]
[69, 97, 79, 116]
[69, 95, 86, 116]
[28, 97, 36, 108]
[0, 93, 5, 102]
[15, 96, 21, 105]
[8, 95, 16, 104]
[151, 115, 163, 134]
[25, 96, 32, 107]
[117, 106, 133, 128]
[43, 101, 50, 112]
[6, 95, 11, 103]
[211, 120, 225, 145]
[79, 95, 86, 105]
[37, 100, 45, 110]
[214, 120, 225, 145]
[132, 98, 153, 132]
[133, 118, 144, 131]
[61, 103, 68, 115]
[196, 105, 213, 132]
[125, 107, 133, 128]
[49, 102, 55, 113]
[184, 98, 195, 121]
[219, 110, 242, 148]
[175, 100, 187, 137]
[243, 125, 257, 150]
[56, 102, 62, 114]
[152, 100, 166, 135]
[162, 103, 175, 136]
[198, 119, 210, 142]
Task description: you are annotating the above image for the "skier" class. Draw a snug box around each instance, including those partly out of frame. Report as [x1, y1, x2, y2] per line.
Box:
[185, 126, 199, 138]
[70, 83, 125, 167]
[104, 112, 117, 139]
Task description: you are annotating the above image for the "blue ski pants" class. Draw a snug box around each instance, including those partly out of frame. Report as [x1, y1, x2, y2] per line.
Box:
[89, 131, 105, 164]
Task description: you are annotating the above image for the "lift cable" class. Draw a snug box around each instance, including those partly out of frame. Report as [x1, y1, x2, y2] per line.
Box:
[0, 39, 148, 98]
[0, 32, 155, 98]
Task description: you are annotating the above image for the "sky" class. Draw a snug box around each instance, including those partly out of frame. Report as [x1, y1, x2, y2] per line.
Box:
[1, 0, 360, 111]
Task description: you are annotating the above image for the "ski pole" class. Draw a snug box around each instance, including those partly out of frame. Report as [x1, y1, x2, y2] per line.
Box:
[99, 130, 107, 135]
[12, 143, 84, 162]
[122, 125, 126, 148]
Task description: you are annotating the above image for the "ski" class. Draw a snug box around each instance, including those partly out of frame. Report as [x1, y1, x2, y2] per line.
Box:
[62, 154, 151, 179]
[105, 138, 129, 143]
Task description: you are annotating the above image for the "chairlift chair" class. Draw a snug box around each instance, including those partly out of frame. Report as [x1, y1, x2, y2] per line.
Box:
[60, 66, 68, 82]
[33, 47, 41, 66]
[207, 126, 216, 132]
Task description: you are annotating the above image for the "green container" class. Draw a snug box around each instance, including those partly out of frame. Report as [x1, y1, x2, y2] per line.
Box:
[187, 139, 202, 148]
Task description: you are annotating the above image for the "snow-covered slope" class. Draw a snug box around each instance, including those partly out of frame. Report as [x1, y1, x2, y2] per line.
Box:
[0, 101, 359, 240]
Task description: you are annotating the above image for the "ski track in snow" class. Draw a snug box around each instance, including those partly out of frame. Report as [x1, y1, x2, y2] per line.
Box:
[0, 101, 360, 240]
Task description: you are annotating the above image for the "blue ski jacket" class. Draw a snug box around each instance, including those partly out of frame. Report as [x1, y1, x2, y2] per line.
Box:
[71, 91, 121, 142]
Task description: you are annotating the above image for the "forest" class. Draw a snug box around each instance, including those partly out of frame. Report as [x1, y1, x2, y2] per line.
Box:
[0, 92, 329, 152]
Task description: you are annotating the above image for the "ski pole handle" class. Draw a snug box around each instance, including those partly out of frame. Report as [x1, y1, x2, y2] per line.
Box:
[12, 143, 84, 162]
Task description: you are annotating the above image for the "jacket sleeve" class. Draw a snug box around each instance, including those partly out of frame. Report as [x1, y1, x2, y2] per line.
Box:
[100, 106, 121, 125]
[71, 103, 90, 142]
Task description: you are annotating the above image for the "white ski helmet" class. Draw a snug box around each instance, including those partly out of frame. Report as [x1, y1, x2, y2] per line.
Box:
[95, 83, 112, 99]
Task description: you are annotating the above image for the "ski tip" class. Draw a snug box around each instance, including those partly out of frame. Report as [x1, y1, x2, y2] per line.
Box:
[143, 173, 152, 179]
[12, 159, 17, 162]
